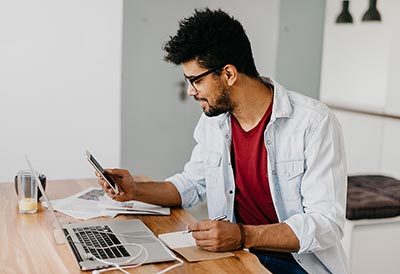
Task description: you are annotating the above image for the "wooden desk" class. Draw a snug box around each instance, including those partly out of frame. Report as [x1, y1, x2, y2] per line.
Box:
[0, 179, 270, 274]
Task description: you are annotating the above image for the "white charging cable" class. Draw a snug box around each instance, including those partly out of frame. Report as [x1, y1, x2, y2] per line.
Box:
[97, 231, 185, 273]
[88, 244, 147, 274]
[155, 256, 184, 274]
[91, 256, 184, 274]
[65, 232, 183, 274]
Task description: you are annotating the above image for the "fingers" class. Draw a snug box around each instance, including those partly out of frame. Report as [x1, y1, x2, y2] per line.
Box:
[189, 220, 241, 252]
[96, 168, 135, 202]
[189, 220, 220, 243]
[110, 191, 126, 201]
[194, 239, 216, 251]
[98, 178, 116, 194]
[98, 179, 126, 200]
[105, 168, 128, 178]
[192, 231, 222, 252]
[96, 169, 119, 190]
[97, 172, 117, 194]
[187, 219, 214, 232]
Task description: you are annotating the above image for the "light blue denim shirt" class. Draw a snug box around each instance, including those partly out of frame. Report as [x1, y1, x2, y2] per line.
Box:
[166, 77, 348, 274]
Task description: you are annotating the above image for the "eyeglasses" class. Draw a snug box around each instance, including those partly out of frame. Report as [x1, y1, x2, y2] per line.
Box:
[185, 67, 223, 92]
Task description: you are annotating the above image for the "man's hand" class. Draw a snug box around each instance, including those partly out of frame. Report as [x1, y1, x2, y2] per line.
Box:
[97, 168, 136, 202]
[188, 220, 242, 252]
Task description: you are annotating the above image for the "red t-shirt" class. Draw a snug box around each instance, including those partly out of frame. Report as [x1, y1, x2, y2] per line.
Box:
[231, 102, 278, 225]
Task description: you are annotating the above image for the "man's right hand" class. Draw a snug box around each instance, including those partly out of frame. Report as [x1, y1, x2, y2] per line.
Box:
[98, 168, 182, 207]
[97, 168, 136, 202]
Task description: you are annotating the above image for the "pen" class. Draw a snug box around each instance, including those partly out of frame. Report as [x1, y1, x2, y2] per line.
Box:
[183, 214, 227, 233]
[211, 214, 227, 221]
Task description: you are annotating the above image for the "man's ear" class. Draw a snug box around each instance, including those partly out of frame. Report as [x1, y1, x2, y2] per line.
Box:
[222, 64, 238, 87]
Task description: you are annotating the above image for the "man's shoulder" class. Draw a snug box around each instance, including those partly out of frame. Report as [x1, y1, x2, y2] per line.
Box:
[285, 90, 331, 119]
[272, 83, 335, 131]
[262, 77, 331, 119]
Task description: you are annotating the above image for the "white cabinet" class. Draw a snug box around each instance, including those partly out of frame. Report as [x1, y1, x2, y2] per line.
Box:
[342, 217, 400, 274]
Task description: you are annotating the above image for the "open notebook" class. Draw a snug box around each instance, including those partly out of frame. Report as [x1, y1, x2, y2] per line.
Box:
[158, 231, 234, 262]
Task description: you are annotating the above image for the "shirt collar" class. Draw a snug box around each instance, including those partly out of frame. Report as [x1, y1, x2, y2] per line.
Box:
[214, 76, 293, 127]
[260, 76, 293, 120]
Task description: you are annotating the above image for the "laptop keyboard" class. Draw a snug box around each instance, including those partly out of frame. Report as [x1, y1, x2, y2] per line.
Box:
[73, 225, 131, 260]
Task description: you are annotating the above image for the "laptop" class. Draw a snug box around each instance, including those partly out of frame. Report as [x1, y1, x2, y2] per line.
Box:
[25, 155, 176, 271]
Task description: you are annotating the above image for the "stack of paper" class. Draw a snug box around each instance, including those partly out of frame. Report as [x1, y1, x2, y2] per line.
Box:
[99, 197, 170, 216]
[42, 187, 170, 220]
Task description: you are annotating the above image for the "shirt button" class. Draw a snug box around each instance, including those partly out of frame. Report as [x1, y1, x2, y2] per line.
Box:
[225, 135, 229, 139]
[228, 162, 231, 166]
[229, 190, 233, 194]
[266, 140, 271, 145]
[272, 170, 276, 175]
[285, 172, 290, 177]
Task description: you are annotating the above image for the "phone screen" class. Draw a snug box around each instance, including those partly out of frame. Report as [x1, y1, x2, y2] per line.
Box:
[86, 152, 117, 192]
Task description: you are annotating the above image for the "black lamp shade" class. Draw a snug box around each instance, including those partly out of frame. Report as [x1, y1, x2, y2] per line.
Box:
[362, 0, 381, 21]
[336, 1, 353, 24]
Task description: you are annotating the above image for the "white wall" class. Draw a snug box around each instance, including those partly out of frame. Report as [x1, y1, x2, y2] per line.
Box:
[204, 0, 279, 78]
[0, 0, 122, 182]
[275, 0, 326, 99]
[320, 0, 392, 112]
[320, 0, 400, 178]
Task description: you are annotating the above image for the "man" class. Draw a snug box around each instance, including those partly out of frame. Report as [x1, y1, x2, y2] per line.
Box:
[98, 9, 348, 274]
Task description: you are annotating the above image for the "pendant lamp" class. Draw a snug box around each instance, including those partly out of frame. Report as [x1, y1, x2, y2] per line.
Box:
[336, 1, 353, 24]
[362, 0, 381, 21]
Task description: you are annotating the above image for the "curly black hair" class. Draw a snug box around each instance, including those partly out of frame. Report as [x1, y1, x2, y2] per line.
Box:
[163, 8, 259, 78]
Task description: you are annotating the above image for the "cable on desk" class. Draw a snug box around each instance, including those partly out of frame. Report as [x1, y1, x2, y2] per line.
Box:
[65, 231, 183, 274]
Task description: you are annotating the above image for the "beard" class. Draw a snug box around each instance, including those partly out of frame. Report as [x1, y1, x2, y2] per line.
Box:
[195, 84, 234, 117]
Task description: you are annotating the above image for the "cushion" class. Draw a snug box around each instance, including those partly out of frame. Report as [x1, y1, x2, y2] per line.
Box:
[346, 175, 400, 220]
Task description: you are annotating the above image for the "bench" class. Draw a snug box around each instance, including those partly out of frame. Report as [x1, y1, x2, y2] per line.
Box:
[342, 175, 400, 274]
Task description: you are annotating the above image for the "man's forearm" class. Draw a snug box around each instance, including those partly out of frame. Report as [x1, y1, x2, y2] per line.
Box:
[244, 223, 300, 252]
[133, 181, 182, 207]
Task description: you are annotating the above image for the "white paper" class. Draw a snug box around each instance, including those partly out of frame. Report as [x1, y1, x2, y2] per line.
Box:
[158, 231, 197, 249]
[99, 197, 170, 215]
[42, 187, 170, 220]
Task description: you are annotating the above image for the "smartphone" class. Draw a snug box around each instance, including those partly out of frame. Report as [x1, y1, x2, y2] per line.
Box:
[85, 150, 119, 194]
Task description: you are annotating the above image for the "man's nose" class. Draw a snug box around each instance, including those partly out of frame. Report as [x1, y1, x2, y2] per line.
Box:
[187, 85, 197, 97]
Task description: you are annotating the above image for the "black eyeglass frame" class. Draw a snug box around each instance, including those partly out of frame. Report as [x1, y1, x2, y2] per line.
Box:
[185, 67, 224, 91]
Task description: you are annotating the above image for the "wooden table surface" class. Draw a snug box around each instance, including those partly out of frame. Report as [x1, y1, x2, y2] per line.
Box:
[0, 178, 270, 274]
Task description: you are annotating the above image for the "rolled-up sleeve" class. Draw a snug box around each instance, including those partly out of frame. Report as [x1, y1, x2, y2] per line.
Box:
[284, 111, 347, 254]
[165, 117, 209, 208]
[166, 143, 207, 208]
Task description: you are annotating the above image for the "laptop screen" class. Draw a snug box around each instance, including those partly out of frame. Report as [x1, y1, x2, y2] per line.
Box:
[25, 154, 66, 244]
